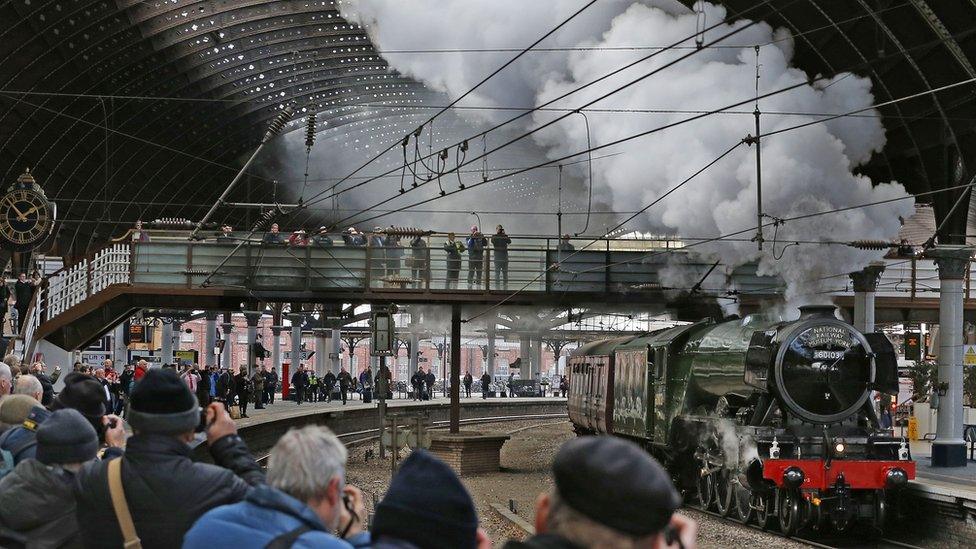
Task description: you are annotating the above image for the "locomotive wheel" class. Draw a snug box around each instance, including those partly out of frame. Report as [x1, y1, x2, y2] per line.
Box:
[733, 484, 754, 524]
[778, 489, 802, 538]
[696, 460, 715, 510]
[755, 492, 775, 530]
[872, 489, 887, 533]
[713, 470, 734, 517]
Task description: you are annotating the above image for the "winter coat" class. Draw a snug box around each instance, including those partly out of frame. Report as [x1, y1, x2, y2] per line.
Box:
[481, 373, 491, 388]
[463, 373, 473, 387]
[250, 371, 265, 395]
[198, 370, 212, 393]
[33, 372, 56, 407]
[234, 372, 251, 398]
[0, 459, 83, 549]
[216, 370, 235, 400]
[465, 234, 487, 258]
[425, 372, 436, 387]
[338, 371, 352, 389]
[183, 484, 369, 549]
[291, 370, 308, 388]
[73, 433, 264, 549]
[491, 233, 512, 260]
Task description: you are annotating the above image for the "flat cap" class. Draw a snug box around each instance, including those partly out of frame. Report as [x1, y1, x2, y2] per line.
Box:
[553, 436, 681, 537]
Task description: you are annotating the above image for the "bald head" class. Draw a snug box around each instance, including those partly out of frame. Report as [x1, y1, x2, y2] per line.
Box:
[14, 374, 42, 402]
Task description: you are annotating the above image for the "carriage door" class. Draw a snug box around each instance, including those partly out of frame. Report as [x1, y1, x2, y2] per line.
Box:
[651, 346, 668, 443]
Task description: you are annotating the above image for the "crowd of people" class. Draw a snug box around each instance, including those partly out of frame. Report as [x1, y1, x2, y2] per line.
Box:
[0, 357, 697, 548]
[209, 222, 522, 289]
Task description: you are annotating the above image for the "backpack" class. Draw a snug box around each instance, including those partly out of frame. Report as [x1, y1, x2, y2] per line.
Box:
[0, 428, 39, 480]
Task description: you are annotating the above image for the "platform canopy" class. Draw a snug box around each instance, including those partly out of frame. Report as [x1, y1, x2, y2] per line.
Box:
[1, 1, 975, 258]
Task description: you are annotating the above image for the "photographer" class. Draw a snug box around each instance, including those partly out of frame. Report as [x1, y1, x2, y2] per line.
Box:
[74, 369, 264, 549]
[185, 425, 368, 548]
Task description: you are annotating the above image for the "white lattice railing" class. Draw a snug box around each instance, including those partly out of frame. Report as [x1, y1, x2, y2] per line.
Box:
[45, 244, 130, 319]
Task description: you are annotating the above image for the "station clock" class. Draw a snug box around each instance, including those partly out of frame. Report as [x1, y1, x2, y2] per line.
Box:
[0, 168, 55, 252]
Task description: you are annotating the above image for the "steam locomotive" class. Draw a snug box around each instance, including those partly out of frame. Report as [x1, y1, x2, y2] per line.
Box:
[568, 305, 914, 537]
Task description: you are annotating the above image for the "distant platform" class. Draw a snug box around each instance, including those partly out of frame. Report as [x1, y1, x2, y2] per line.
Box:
[237, 394, 567, 429]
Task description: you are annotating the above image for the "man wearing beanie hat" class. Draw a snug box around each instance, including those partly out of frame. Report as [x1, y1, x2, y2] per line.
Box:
[371, 450, 490, 549]
[0, 408, 117, 548]
[51, 372, 110, 441]
[74, 368, 264, 549]
[185, 425, 370, 549]
[503, 436, 697, 549]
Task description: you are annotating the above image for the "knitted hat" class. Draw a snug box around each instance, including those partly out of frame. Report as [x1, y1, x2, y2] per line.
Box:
[0, 394, 40, 427]
[51, 373, 106, 420]
[128, 369, 199, 435]
[371, 450, 478, 549]
[36, 409, 98, 465]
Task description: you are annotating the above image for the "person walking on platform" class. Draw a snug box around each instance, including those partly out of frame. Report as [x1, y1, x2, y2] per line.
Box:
[443, 233, 464, 290]
[503, 436, 696, 549]
[250, 365, 265, 411]
[13, 272, 32, 333]
[463, 371, 473, 398]
[507, 371, 516, 398]
[197, 364, 212, 407]
[337, 368, 352, 405]
[74, 370, 264, 549]
[491, 225, 512, 289]
[307, 372, 319, 403]
[234, 366, 251, 419]
[359, 367, 373, 404]
[291, 364, 308, 406]
[466, 226, 487, 289]
[410, 369, 424, 401]
[481, 372, 491, 399]
[322, 370, 337, 403]
[216, 365, 235, 411]
[264, 366, 278, 405]
[424, 368, 436, 400]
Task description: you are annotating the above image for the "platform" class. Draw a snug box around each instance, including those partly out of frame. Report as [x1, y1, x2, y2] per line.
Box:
[195, 395, 568, 461]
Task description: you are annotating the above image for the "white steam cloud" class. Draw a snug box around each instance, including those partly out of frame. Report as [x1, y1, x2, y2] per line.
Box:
[341, 0, 915, 303]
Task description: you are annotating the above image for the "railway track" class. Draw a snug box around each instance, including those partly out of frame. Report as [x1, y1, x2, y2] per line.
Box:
[256, 412, 567, 463]
[688, 505, 925, 549]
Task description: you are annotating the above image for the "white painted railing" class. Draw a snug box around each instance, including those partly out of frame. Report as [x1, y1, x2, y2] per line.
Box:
[44, 244, 130, 319]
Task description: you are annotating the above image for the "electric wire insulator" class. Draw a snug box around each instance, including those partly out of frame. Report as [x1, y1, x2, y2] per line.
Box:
[384, 226, 433, 237]
[263, 106, 295, 143]
[847, 239, 896, 250]
[251, 206, 283, 232]
[305, 112, 317, 152]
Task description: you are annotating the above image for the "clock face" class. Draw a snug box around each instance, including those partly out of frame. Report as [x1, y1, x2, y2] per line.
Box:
[0, 189, 51, 248]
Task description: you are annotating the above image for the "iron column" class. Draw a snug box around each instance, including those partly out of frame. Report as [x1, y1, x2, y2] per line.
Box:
[204, 312, 218, 367]
[928, 246, 971, 467]
[450, 304, 461, 433]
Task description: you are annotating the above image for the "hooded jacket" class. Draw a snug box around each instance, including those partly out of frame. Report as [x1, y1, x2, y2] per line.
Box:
[502, 533, 585, 549]
[73, 433, 264, 549]
[183, 484, 369, 549]
[0, 459, 83, 549]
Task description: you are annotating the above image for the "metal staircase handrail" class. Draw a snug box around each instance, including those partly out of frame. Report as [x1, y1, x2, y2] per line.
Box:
[42, 244, 131, 325]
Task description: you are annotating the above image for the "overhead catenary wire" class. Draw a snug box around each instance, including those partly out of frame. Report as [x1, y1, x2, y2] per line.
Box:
[297, 0, 788, 211]
[332, 37, 976, 233]
[310, 0, 603, 207]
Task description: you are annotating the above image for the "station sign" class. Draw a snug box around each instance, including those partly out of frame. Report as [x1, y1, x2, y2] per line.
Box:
[283, 350, 313, 360]
[129, 324, 147, 344]
[371, 310, 395, 356]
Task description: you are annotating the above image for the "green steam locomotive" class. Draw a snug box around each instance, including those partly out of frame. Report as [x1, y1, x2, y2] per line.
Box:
[568, 305, 914, 537]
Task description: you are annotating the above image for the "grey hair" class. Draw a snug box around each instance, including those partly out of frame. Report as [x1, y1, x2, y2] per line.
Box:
[267, 425, 348, 503]
[14, 375, 42, 397]
[2, 354, 20, 370]
[0, 363, 10, 383]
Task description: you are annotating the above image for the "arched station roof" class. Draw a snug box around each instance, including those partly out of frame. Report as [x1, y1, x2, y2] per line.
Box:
[2, 0, 975, 260]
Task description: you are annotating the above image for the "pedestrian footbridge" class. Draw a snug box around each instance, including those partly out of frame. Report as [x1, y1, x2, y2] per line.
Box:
[19, 232, 976, 352]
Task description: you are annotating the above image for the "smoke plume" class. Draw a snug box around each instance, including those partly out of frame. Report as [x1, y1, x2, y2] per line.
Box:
[338, 0, 914, 302]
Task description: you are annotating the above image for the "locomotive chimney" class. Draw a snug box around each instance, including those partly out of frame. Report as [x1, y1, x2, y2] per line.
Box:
[797, 305, 838, 320]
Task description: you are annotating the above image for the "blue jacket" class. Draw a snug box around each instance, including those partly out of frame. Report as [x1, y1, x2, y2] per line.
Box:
[183, 484, 370, 549]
